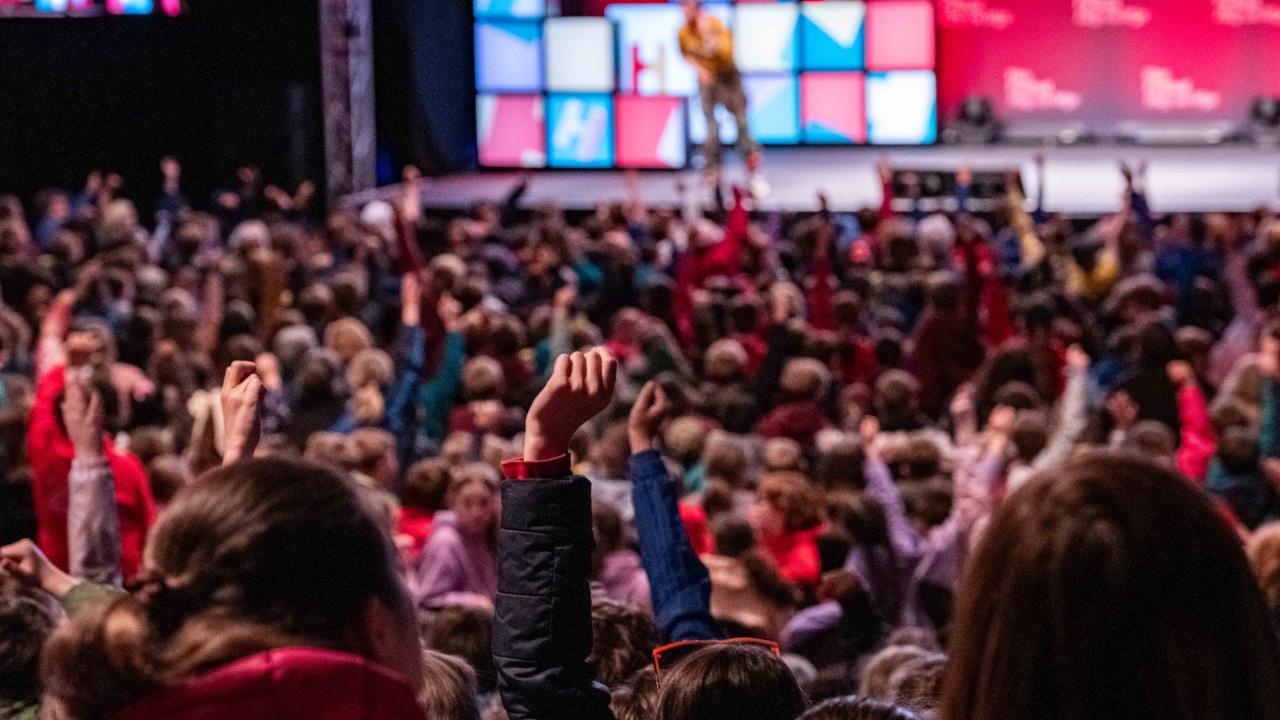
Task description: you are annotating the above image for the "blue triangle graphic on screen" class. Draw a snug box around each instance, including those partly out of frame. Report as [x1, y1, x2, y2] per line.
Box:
[801, 17, 863, 70]
[806, 120, 853, 144]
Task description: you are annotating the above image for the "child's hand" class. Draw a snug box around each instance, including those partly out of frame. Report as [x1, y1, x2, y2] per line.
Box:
[628, 380, 671, 454]
[525, 348, 617, 461]
[221, 361, 264, 465]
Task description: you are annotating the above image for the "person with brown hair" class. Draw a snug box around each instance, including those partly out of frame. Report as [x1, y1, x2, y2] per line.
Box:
[414, 462, 500, 610]
[752, 471, 824, 588]
[941, 451, 1280, 720]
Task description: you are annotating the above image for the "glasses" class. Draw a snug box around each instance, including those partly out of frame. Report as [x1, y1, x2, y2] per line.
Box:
[651, 637, 781, 682]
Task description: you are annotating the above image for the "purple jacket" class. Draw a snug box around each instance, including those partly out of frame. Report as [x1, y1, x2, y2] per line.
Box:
[597, 549, 652, 612]
[783, 452, 1000, 647]
[414, 511, 497, 609]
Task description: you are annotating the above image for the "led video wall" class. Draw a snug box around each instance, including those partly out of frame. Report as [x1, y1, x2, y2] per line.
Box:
[0, 0, 183, 16]
[475, 0, 938, 169]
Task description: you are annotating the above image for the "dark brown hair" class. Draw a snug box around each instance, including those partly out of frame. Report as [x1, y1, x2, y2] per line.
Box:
[656, 643, 808, 720]
[941, 451, 1280, 720]
[757, 471, 822, 532]
[41, 457, 405, 720]
[591, 599, 657, 687]
[799, 696, 919, 720]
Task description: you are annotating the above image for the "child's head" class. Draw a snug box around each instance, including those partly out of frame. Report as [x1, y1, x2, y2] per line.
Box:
[43, 458, 423, 719]
[417, 650, 479, 720]
[764, 438, 806, 473]
[859, 645, 929, 701]
[1009, 410, 1050, 464]
[146, 454, 190, 507]
[753, 472, 822, 535]
[1247, 522, 1280, 613]
[346, 428, 399, 489]
[874, 370, 920, 418]
[1216, 425, 1260, 475]
[303, 431, 350, 470]
[0, 574, 62, 709]
[591, 599, 657, 687]
[780, 358, 831, 404]
[665, 416, 708, 468]
[462, 356, 504, 402]
[447, 463, 501, 537]
[423, 605, 496, 694]
[612, 667, 660, 720]
[401, 458, 452, 513]
[942, 452, 1280, 720]
[655, 643, 809, 720]
[705, 339, 749, 383]
[798, 696, 919, 720]
[703, 434, 749, 488]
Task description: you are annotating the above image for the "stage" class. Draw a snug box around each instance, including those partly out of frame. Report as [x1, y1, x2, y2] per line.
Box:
[344, 144, 1280, 216]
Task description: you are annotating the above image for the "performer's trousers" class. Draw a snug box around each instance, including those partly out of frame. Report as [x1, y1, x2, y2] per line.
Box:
[699, 71, 760, 168]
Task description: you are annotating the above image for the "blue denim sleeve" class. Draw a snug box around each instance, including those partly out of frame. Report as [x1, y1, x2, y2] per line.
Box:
[629, 449, 721, 642]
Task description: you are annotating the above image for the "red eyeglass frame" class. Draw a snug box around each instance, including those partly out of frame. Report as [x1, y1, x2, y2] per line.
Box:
[650, 637, 782, 682]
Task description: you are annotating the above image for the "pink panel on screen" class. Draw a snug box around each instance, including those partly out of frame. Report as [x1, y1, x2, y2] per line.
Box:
[802, 72, 866, 143]
[480, 96, 546, 167]
[615, 96, 683, 168]
[866, 1, 935, 70]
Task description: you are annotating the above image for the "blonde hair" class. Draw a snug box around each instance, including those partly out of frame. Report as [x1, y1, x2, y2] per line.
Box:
[323, 317, 374, 364]
[1248, 522, 1280, 610]
[780, 358, 831, 402]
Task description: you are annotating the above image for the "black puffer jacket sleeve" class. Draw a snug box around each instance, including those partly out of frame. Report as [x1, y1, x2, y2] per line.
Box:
[494, 474, 616, 720]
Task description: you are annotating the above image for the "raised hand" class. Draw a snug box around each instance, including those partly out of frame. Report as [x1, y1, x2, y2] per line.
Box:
[1166, 360, 1195, 388]
[438, 293, 463, 332]
[1065, 344, 1090, 371]
[221, 361, 264, 465]
[0, 539, 77, 598]
[401, 271, 423, 327]
[628, 380, 671, 453]
[1261, 334, 1280, 378]
[62, 374, 104, 461]
[987, 405, 1016, 435]
[858, 414, 882, 458]
[525, 348, 617, 461]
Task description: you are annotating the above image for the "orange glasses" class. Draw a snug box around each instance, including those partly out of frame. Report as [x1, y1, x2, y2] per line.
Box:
[651, 637, 782, 681]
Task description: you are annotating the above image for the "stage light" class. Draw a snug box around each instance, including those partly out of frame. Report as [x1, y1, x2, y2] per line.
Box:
[1249, 96, 1280, 146]
[942, 94, 1000, 144]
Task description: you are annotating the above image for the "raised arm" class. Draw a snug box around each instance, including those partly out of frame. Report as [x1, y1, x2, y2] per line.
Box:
[1031, 346, 1090, 472]
[494, 349, 618, 720]
[63, 377, 121, 587]
[1169, 360, 1215, 484]
[220, 361, 264, 466]
[629, 381, 719, 642]
[859, 416, 924, 557]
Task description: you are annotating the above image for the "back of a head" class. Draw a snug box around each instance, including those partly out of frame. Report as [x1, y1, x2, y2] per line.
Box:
[941, 451, 1280, 720]
[800, 696, 920, 720]
[591, 599, 657, 687]
[657, 643, 808, 720]
[424, 605, 496, 694]
[42, 457, 408, 720]
[0, 575, 62, 709]
[418, 650, 480, 720]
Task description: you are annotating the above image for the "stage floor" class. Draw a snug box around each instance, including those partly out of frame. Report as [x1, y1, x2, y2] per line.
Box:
[344, 145, 1280, 216]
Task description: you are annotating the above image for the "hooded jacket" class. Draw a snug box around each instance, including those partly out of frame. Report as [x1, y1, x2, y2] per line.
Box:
[117, 647, 425, 720]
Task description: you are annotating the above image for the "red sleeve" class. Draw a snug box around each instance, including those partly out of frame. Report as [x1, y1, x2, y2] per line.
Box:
[702, 186, 748, 273]
[879, 175, 896, 222]
[1176, 384, 1216, 484]
[980, 265, 1014, 348]
[500, 453, 572, 480]
[807, 247, 835, 331]
[678, 502, 715, 556]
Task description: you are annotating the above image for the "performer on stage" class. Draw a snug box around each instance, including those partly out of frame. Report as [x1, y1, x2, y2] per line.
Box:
[679, 0, 766, 194]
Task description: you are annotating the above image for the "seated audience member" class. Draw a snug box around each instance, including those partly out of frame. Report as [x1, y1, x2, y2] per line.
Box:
[940, 451, 1280, 720]
[752, 471, 824, 588]
[415, 462, 500, 610]
[702, 516, 799, 640]
[422, 604, 497, 701]
[592, 503, 652, 612]
[590, 599, 656, 687]
[418, 650, 481, 720]
[0, 574, 62, 720]
[41, 457, 427, 720]
[397, 457, 452, 563]
[799, 696, 920, 720]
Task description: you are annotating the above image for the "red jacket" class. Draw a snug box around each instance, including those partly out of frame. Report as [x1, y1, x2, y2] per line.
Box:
[28, 365, 156, 579]
[758, 525, 822, 588]
[118, 647, 426, 720]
